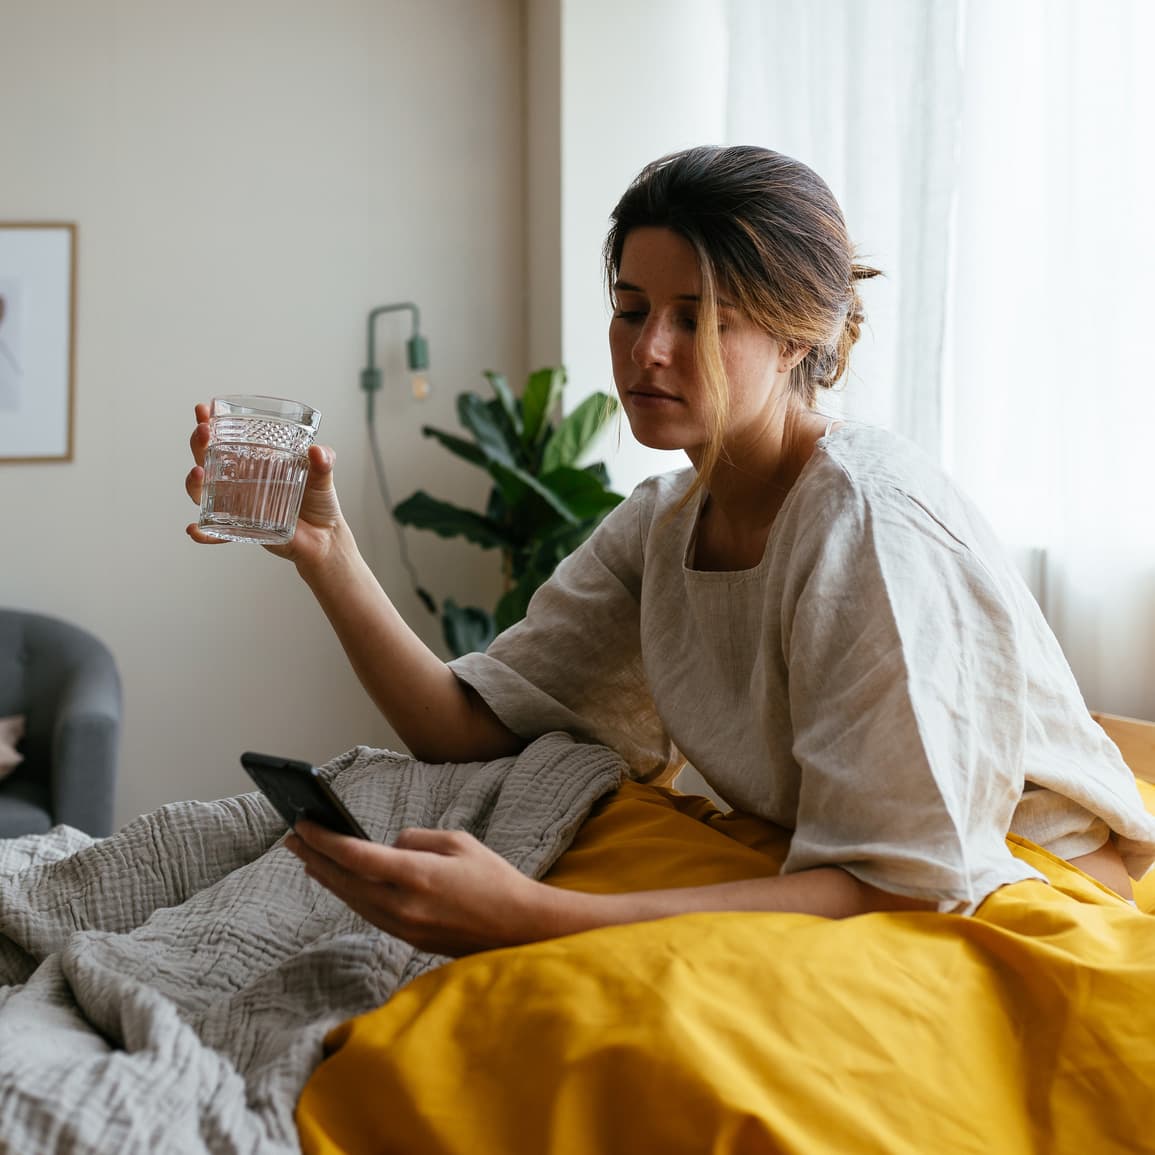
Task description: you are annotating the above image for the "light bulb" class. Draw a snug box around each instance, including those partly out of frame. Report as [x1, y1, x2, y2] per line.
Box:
[411, 371, 432, 400]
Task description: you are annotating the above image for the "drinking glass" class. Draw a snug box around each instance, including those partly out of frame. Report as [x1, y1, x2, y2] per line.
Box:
[197, 395, 321, 545]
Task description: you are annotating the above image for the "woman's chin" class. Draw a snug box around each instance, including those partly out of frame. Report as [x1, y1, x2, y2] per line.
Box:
[621, 416, 700, 454]
[625, 428, 692, 453]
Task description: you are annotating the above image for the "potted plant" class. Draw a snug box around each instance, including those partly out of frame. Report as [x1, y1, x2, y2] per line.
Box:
[393, 367, 625, 657]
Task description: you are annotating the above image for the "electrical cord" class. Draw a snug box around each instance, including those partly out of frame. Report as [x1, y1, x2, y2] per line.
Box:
[365, 390, 437, 616]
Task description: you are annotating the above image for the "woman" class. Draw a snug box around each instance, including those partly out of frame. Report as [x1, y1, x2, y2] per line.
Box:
[186, 146, 1155, 955]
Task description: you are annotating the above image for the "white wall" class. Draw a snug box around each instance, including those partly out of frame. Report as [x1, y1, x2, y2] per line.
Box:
[0, 0, 520, 826]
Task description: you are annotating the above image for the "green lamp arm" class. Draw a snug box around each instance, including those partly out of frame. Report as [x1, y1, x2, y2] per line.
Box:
[362, 301, 429, 394]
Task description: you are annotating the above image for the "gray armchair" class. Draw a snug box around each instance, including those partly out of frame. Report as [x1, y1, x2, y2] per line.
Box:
[0, 609, 121, 838]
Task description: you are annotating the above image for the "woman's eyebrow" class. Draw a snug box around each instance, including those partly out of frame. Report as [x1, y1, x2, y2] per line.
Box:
[613, 280, 737, 309]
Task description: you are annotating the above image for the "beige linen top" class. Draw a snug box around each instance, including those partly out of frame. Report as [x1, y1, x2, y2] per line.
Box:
[451, 423, 1155, 914]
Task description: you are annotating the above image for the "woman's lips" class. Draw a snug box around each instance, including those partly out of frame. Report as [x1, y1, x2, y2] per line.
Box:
[627, 388, 683, 406]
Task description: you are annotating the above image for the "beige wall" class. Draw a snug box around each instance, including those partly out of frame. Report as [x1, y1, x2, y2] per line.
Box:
[0, 0, 520, 825]
[524, 0, 562, 369]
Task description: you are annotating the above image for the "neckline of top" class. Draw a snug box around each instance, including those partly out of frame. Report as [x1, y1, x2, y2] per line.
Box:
[680, 421, 850, 578]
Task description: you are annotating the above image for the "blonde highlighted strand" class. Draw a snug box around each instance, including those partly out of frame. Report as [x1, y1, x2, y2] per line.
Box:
[677, 244, 731, 515]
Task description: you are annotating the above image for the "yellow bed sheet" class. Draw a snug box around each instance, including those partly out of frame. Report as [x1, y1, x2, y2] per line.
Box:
[298, 779, 1155, 1155]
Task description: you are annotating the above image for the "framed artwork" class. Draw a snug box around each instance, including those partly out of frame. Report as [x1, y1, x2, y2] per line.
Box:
[0, 223, 77, 463]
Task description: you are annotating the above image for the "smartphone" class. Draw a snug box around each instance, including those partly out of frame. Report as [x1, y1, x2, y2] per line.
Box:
[240, 751, 370, 840]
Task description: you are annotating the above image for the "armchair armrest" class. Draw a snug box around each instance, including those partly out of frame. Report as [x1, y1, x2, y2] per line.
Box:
[51, 652, 122, 836]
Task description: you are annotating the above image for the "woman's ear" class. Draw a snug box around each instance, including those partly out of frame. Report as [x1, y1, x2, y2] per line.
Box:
[779, 343, 811, 374]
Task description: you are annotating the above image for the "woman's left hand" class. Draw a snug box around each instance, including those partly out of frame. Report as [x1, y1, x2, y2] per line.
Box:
[285, 821, 559, 957]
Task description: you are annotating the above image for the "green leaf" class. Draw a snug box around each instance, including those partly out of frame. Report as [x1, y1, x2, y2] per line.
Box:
[488, 460, 581, 525]
[420, 425, 487, 470]
[484, 371, 523, 439]
[441, 600, 496, 658]
[542, 392, 617, 472]
[485, 485, 507, 524]
[457, 392, 520, 469]
[392, 491, 511, 550]
[455, 393, 537, 507]
[486, 398, 529, 468]
[583, 461, 612, 489]
[522, 367, 565, 449]
[537, 466, 626, 520]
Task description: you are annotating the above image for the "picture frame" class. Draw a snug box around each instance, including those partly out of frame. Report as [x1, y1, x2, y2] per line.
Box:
[0, 222, 77, 463]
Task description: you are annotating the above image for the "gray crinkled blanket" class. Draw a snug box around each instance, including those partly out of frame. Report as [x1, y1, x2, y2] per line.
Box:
[0, 732, 624, 1154]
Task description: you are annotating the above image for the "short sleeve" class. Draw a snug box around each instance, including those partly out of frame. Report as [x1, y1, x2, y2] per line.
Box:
[449, 488, 672, 778]
[779, 476, 1045, 914]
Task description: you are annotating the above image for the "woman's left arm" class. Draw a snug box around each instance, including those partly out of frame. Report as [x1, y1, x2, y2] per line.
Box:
[287, 821, 933, 958]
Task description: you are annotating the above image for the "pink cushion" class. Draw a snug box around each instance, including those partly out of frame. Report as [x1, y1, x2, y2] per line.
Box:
[0, 715, 25, 777]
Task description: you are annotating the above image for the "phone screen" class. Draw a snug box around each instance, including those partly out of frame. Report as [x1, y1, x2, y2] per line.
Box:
[241, 751, 370, 839]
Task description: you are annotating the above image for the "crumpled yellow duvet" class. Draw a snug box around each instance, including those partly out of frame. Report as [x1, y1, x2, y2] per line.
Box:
[297, 778, 1155, 1155]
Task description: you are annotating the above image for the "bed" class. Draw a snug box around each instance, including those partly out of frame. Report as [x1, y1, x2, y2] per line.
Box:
[0, 721, 1152, 1154]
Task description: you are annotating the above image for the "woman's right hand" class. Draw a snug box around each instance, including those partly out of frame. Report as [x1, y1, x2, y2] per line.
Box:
[184, 402, 349, 571]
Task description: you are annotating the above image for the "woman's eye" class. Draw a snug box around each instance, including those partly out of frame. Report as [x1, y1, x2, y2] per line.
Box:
[613, 309, 646, 322]
[676, 315, 698, 332]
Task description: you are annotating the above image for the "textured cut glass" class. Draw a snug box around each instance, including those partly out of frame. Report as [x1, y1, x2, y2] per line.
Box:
[197, 395, 321, 545]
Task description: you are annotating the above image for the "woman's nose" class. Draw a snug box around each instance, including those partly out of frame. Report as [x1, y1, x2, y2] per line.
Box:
[632, 315, 673, 367]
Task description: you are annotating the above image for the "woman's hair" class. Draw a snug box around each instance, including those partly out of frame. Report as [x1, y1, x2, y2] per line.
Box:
[604, 145, 880, 494]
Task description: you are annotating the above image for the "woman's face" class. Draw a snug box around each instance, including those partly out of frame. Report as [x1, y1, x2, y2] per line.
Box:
[608, 226, 791, 457]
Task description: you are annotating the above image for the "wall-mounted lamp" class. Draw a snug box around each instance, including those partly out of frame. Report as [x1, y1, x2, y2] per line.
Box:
[359, 300, 437, 616]
[361, 300, 431, 402]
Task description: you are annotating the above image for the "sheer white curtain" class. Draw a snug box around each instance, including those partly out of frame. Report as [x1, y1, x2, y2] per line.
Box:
[727, 0, 963, 453]
[726, 0, 1155, 719]
[946, 0, 1155, 719]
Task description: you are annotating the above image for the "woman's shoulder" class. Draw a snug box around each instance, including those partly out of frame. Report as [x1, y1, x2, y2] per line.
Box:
[784, 420, 1007, 571]
[800, 421, 977, 523]
[815, 421, 943, 491]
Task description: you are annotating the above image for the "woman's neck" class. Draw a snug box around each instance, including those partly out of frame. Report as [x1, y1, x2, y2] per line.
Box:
[693, 406, 827, 530]
[688, 407, 830, 572]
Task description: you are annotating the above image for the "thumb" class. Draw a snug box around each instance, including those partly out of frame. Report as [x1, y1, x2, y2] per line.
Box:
[307, 443, 336, 486]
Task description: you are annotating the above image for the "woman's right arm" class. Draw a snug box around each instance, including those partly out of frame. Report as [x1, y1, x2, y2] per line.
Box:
[185, 404, 523, 764]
